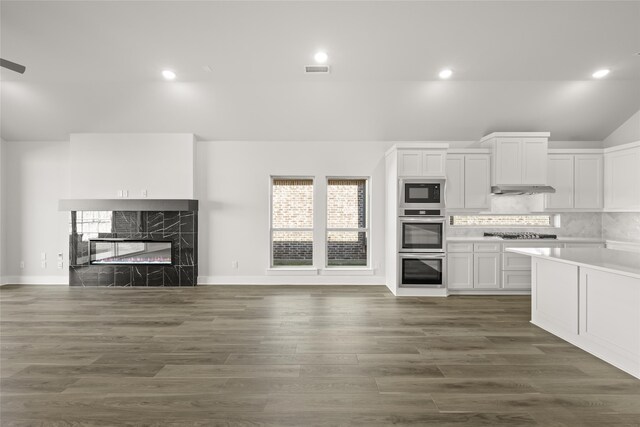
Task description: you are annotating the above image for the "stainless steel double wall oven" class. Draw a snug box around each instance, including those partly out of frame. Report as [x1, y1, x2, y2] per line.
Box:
[398, 179, 446, 287]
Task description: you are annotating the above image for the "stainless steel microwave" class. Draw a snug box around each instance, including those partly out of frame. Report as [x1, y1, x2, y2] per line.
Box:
[399, 179, 445, 210]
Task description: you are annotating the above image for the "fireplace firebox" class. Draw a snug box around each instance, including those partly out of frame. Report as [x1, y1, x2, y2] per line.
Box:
[90, 239, 172, 265]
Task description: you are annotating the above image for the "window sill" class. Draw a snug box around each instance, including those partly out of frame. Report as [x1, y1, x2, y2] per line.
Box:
[321, 268, 374, 276]
[266, 267, 318, 276]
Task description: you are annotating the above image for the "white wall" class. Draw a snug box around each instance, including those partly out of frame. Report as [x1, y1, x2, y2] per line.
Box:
[603, 110, 640, 148]
[0, 138, 5, 284]
[196, 140, 392, 284]
[2, 141, 70, 284]
[69, 133, 195, 199]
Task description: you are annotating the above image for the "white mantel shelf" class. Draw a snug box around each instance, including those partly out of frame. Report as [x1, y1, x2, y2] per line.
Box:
[507, 247, 640, 279]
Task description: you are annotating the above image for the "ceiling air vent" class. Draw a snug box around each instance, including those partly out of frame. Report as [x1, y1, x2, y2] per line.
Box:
[305, 65, 330, 74]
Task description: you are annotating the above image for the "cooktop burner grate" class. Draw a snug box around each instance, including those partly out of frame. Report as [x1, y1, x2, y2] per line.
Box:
[483, 232, 558, 240]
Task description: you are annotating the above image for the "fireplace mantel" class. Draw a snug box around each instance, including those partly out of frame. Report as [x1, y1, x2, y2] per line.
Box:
[59, 199, 198, 212]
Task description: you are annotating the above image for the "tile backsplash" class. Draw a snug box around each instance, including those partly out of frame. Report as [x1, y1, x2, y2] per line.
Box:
[602, 213, 640, 243]
[447, 212, 603, 238]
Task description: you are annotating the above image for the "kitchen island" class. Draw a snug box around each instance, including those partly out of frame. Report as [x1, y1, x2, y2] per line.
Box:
[507, 247, 640, 379]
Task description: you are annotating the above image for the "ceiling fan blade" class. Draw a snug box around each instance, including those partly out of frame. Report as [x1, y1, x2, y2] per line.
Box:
[0, 58, 26, 74]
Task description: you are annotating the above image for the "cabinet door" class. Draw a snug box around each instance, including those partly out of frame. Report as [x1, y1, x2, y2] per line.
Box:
[423, 151, 446, 177]
[574, 154, 603, 209]
[502, 271, 532, 290]
[398, 151, 423, 177]
[495, 138, 522, 185]
[546, 155, 574, 209]
[522, 138, 548, 185]
[605, 148, 640, 210]
[447, 253, 474, 289]
[465, 154, 491, 209]
[474, 252, 500, 289]
[445, 155, 465, 209]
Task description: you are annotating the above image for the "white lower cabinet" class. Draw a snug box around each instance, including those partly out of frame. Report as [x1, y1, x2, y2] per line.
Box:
[447, 241, 603, 293]
[446, 245, 499, 290]
[502, 271, 532, 290]
[474, 253, 501, 289]
[447, 253, 473, 289]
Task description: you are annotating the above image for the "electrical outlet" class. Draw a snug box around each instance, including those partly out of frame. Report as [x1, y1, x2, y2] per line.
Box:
[57, 261, 64, 269]
[123, 190, 128, 197]
[57, 252, 63, 260]
[41, 260, 47, 269]
[232, 261, 239, 270]
[19, 261, 24, 269]
[142, 189, 148, 198]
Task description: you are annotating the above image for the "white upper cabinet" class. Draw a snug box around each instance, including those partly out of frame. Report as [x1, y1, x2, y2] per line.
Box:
[546, 152, 603, 211]
[574, 154, 603, 209]
[445, 153, 491, 210]
[495, 138, 522, 184]
[445, 155, 465, 209]
[604, 143, 640, 211]
[546, 155, 575, 209]
[481, 132, 550, 186]
[398, 149, 446, 177]
[522, 139, 549, 184]
[465, 155, 491, 209]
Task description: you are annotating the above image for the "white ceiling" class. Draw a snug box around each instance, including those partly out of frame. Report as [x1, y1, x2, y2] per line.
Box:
[1, 1, 639, 142]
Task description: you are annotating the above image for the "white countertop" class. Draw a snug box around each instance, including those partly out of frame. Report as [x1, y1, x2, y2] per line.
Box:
[506, 247, 640, 279]
[447, 236, 604, 243]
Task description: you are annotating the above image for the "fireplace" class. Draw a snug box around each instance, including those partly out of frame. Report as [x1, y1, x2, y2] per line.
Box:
[90, 239, 173, 265]
[60, 199, 198, 286]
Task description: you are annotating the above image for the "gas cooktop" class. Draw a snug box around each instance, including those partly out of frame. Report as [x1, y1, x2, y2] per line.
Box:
[483, 232, 558, 240]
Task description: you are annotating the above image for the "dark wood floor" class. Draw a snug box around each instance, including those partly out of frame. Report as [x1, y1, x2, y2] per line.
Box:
[1, 285, 638, 426]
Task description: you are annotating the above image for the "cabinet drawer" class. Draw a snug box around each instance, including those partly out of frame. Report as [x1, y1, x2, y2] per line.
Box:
[474, 243, 501, 252]
[502, 252, 532, 271]
[502, 271, 532, 290]
[502, 242, 563, 251]
[447, 243, 473, 253]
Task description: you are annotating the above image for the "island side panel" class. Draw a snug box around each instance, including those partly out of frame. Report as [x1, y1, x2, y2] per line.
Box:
[578, 267, 640, 378]
[531, 257, 579, 337]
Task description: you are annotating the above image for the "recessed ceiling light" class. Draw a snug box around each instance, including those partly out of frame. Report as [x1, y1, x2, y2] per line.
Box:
[439, 68, 453, 79]
[592, 69, 610, 79]
[314, 52, 328, 64]
[162, 70, 176, 80]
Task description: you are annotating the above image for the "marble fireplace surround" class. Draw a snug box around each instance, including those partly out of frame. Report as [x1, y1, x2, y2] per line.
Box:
[59, 199, 198, 287]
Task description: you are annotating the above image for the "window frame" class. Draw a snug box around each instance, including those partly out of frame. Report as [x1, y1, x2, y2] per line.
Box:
[269, 176, 315, 269]
[325, 176, 370, 269]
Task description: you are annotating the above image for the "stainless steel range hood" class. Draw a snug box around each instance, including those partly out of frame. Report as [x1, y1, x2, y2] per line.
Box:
[490, 185, 556, 195]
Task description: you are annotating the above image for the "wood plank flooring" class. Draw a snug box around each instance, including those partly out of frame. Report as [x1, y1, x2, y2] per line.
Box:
[1, 285, 638, 426]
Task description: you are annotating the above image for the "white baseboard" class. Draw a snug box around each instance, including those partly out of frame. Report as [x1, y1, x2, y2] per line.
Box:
[198, 275, 385, 285]
[1, 275, 68, 285]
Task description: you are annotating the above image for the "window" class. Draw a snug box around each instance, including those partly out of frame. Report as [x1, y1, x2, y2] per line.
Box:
[449, 215, 557, 227]
[326, 178, 368, 267]
[270, 178, 314, 267]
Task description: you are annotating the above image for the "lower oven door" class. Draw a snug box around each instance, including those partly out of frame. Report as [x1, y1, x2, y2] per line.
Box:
[399, 253, 446, 287]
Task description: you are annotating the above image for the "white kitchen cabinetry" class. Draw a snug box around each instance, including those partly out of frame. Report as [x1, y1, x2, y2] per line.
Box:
[447, 253, 474, 289]
[398, 149, 446, 178]
[445, 153, 491, 210]
[546, 152, 603, 211]
[480, 132, 550, 186]
[446, 243, 500, 290]
[445, 155, 465, 209]
[446, 240, 600, 293]
[604, 143, 640, 211]
[474, 252, 500, 289]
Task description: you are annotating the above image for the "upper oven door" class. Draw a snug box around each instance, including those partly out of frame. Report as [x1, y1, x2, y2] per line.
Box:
[400, 179, 445, 208]
[399, 217, 445, 252]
